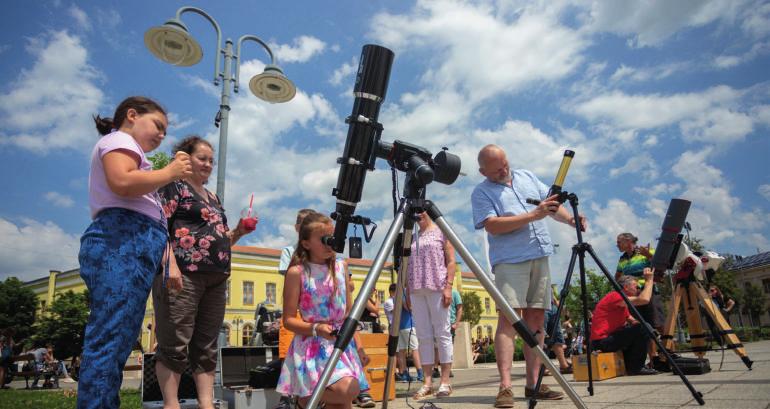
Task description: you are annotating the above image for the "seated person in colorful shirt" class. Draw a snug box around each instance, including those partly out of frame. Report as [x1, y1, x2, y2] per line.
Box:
[590, 268, 657, 375]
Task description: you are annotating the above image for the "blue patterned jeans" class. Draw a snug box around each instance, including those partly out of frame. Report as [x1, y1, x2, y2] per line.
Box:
[77, 208, 167, 409]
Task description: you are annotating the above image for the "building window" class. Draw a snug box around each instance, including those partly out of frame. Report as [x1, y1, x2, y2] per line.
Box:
[243, 281, 254, 305]
[242, 324, 254, 346]
[485, 298, 491, 314]
[763, 278, 770, 294]
[226, 279, 231, 305]
[40, 300, 46, 311]
[377, 290, 385, 304]
[265, 282, 277, 304]
[476, 326, 482, 339]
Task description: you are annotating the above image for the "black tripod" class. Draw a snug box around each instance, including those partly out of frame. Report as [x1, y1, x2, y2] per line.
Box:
[528, 191, 705, 409]
[305, 174, 588, 409]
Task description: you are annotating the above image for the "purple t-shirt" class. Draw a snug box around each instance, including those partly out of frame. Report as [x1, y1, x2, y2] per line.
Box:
[407, 227, 449, 291]
[88, 130, 163, 222]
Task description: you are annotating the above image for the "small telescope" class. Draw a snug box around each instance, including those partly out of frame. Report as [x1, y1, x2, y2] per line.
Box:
[526, 149, 574, 206]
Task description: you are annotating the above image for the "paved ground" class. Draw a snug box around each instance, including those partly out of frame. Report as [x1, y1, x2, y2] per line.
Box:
[4, 340, 768, 408]
[387, 340, 770, 409]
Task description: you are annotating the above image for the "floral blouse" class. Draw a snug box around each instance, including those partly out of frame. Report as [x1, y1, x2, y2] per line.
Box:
[159, 180, 231, 274]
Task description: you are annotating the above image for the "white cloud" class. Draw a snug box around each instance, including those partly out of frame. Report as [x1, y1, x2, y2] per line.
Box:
[271, 36, 326, 63]
[583, 0, 745, 47]
[740, 1, 770, 38]
[634, 183, 682, 197]
[713, 41, 770, 69]
[608, 153, 658, 180]
[759, 184, 770, 201]
[329, 56, 357, 86]
[0, 31, 104, 153]
[68, 4, 91, 31]
[0, 217, 80, 282]
[609, 62, 690, 83]
[679, 107, 754, 143]
[371, 1, 587, 102]
[167, 112, 196, 132]
[44, 191, 75, 208]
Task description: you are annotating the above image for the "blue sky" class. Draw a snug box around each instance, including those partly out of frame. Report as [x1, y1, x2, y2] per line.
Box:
[1, 0, 769, 283]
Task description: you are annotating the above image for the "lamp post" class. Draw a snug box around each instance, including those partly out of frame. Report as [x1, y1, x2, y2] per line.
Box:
[145, 6, 296, 204]
[232, 316, 243, 346]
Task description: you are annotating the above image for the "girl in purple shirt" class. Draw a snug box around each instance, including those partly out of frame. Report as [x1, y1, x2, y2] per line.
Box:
[77, 96, 191, 409]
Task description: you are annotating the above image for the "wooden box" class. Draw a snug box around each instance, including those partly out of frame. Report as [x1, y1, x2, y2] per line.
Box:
[359, 333, 395, 402]
[572, 351, 625, 381]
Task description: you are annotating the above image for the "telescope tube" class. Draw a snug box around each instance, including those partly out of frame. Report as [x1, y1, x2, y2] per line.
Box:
[328, 45, 394, 253]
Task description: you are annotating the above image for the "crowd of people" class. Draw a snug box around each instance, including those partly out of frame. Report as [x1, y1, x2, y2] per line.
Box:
[11, 96, 732, 409]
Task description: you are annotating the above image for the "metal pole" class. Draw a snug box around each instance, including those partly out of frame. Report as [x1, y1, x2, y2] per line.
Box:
[215, 39, 233, 204]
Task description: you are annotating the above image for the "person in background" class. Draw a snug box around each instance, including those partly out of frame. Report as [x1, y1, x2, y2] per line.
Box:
[615, 232, 664, 367]
[543, 287, 572, 375]
[408, 211, 456, 400]
[590, 269, 658, 376]
[383, 282, 424, 383]
[709, 284, 735, 323]
[154, 135, 256, 409]
[78, 96, 192, 409]
[279, 209, 318, 275]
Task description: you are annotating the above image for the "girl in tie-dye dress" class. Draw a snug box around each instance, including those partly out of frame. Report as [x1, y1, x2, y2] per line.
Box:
[277, 213, 370, 409]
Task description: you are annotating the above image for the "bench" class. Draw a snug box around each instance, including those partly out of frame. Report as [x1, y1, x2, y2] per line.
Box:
[8, 353, 61, 389]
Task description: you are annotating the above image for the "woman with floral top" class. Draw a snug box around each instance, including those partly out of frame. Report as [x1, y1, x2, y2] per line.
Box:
[153, 135, 256, 409]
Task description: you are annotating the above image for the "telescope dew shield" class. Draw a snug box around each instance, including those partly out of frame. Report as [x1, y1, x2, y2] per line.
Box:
[651, 198, 691, 273]
[549, 150, 575, 197]
[329, 44, 395, 253]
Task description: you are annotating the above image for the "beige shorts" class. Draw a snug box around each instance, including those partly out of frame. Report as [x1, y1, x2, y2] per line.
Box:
[494, 256, 552, 309]
[397, 328, 418, 351]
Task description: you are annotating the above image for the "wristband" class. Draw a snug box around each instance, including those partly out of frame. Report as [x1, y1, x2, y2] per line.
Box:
[312, 323, 318, 337]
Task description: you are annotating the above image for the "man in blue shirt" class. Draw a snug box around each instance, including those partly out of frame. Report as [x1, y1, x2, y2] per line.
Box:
[471, 144, 586, 406]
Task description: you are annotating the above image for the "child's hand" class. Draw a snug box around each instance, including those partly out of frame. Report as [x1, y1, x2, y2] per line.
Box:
[317, 323, 336, 341]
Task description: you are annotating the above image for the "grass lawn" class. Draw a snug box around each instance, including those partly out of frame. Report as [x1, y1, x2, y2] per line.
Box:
[0, 388, 141, 409]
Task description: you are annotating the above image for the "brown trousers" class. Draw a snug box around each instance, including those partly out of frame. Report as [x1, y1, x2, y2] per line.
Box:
[152, 272, 227, 374]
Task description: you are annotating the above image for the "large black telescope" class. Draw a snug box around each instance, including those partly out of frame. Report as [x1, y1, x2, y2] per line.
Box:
[326, 44, 461, 253]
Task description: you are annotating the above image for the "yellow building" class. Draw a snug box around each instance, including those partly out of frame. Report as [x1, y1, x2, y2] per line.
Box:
[25, 245, 499, 350]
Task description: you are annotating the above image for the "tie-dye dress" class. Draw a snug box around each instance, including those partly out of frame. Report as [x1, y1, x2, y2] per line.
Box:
[276, 260, 369, 397]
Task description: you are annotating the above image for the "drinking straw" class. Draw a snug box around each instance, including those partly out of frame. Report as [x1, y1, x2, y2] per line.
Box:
[247, 193, 254, 218]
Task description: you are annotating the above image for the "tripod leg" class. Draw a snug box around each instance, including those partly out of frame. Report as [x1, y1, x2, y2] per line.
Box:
[306, 210, 407, 409]
[425, 201, 587, 409]
[682, 284, 707, 359]
[381, 224, 414, 409]
[576, 248, 594, 396]
[693, 283, 753, 369]
[661, 284, 684, 359]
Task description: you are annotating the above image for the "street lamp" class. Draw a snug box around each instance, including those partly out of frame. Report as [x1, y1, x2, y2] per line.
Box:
[145, 6, 296, 204]
[232, 316, 243, 346]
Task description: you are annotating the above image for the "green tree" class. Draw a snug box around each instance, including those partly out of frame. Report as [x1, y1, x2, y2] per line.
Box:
[32, 290, 90, 360]
[0, 277, 39, 341]
[563, 269, 613, 324]
[147, 151, 171, 170]
[682, 235, 705, 253]
[461, 291, 483, 327]
[741, 283, 767, 327]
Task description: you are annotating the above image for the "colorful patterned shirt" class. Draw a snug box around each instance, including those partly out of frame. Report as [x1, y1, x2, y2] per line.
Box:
[159, 180, 231, 274]
[407, 226, 449, 291]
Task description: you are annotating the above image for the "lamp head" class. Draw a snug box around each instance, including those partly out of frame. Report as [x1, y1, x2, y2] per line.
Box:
[144, 19, 203, 67]
[249, 64, 296, 103]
